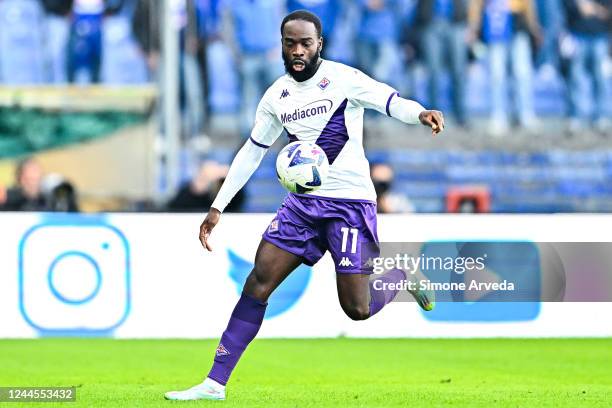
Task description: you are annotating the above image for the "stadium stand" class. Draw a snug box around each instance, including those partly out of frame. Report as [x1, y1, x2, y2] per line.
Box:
[0, 0, 46, 84]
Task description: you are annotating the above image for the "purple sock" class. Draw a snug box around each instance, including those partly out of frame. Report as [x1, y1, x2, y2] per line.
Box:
[207, 292, 267, 385]
[369, 268, 407, 316]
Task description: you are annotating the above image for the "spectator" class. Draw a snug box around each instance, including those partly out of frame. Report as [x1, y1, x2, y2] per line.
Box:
[371, 163, 414, 213]
[42, 173, 80, 212]
[0, 185, 6, 206]
[355, 0, 405, 88]
[220, 0, 285, 136]
[183, 0, 207, 138]
[469, 0, 542, 135]
[167, 161, 244, 212]
[42, 0, 73, 16]
[457, 197, 478, 213]
[196, 0, 223, 42]
[132, 0, 160, 74]
[414, 0, 469, 127]
[66, 0, 127, 83]
[0, 0, 46, 84]
[42, 0, 72, 83]
[0, 158, 47, 211]
[67, 0, 105, 83]
[168, 161, 217, 211]
[287, 0, 341, 59]
[196, 0, 241, 115]
[132, 0, 205, 138]
[99, 0, 149, 84]
[564, 0, 611, 134]
[535, 0, 564, 71]
[194, 0, 218, 120]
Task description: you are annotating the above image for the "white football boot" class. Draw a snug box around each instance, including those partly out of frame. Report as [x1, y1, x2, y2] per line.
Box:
[164, 378, 226, 401]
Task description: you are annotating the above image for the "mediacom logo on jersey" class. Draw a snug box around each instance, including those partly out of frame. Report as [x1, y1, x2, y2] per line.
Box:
[281, 99, 333, 124]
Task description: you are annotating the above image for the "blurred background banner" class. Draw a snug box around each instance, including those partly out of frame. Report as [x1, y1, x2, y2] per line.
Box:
[0, 86, 153, 157]
[2, 212, 612, 339]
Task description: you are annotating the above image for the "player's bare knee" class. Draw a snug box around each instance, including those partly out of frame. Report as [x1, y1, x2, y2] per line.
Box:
[243, 268, 274, 301]
[342, 304, 370, 321]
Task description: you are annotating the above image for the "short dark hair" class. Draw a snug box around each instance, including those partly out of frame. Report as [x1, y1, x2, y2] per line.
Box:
[280, 10, 322, 38]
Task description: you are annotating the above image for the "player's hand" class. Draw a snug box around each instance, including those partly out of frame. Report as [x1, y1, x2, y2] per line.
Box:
[419, 110, 445, 135]
[199, 208, 221, 252]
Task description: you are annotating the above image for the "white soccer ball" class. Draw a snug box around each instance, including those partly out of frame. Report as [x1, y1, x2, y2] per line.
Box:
[276, 141, 329, 194]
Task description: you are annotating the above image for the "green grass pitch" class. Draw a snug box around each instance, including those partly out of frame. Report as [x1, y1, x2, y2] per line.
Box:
[1, 338, 611, 407]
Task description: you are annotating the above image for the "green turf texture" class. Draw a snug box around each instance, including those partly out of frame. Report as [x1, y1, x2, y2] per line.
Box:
[0, 338, 610, 407]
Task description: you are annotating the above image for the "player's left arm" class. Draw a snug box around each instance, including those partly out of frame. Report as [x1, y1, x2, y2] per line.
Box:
[343, 67, 445, 135]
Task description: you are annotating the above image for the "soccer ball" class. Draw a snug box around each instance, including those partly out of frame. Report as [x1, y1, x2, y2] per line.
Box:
[276, 141, 329, 194]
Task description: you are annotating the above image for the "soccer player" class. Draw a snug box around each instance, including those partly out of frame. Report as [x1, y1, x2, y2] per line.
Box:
[165, 10, 444, 401]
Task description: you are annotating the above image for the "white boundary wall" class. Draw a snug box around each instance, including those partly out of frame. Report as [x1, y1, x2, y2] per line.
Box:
[1, 212, 611, 338]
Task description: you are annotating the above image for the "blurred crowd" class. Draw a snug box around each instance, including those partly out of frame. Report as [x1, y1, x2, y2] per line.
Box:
[0, 0, 610, 137]
[0, 157, 246, 212]
[0, 157, 414, 213]
[167, 159, 245, 212]
[0, 158, 79, 211]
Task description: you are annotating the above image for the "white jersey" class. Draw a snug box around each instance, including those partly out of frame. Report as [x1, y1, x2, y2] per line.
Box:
[250, 59, 400, 202]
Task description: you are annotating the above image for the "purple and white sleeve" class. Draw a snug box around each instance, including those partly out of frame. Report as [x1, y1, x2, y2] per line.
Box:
[387, 96, 425, 125]
[344, 67, 425, 124]
[210, 140, 267, 213]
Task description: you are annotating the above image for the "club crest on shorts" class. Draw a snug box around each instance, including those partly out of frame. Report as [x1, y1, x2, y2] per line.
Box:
[216, 343, 230, 356]
[268, 219, 279, 233]
[318, 77, 330, 90]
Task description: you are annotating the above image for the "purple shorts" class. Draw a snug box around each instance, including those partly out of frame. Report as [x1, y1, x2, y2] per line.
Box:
[262, 193, 379, 274]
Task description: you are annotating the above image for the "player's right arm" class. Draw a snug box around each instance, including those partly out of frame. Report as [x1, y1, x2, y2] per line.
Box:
[199, 92, 283, 251]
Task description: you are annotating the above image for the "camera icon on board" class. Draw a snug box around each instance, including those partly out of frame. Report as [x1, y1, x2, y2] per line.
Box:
[18, 219, 131, 335]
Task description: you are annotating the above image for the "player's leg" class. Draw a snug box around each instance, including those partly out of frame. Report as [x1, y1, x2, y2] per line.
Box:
[164, 240, 302, 401]
[324, 201, 409, 319]
[336, 270, 409, 320]
[336, 273, 369, 320]
[336, 267, 435, 320]
[337, 267, 438, 319]
[325, 201, 434, 320]
[207, 239, 303, 383]
[166, 194, 324, 401]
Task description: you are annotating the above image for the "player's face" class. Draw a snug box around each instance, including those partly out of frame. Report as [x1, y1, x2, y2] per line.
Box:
[281, 20, 322, 82]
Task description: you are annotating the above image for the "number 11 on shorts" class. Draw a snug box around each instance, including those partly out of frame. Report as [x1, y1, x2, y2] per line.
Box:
[340, 227, 358, 253]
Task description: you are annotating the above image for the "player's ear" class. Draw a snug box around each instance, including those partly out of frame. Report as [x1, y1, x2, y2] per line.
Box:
[318, 37, 323, 52]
